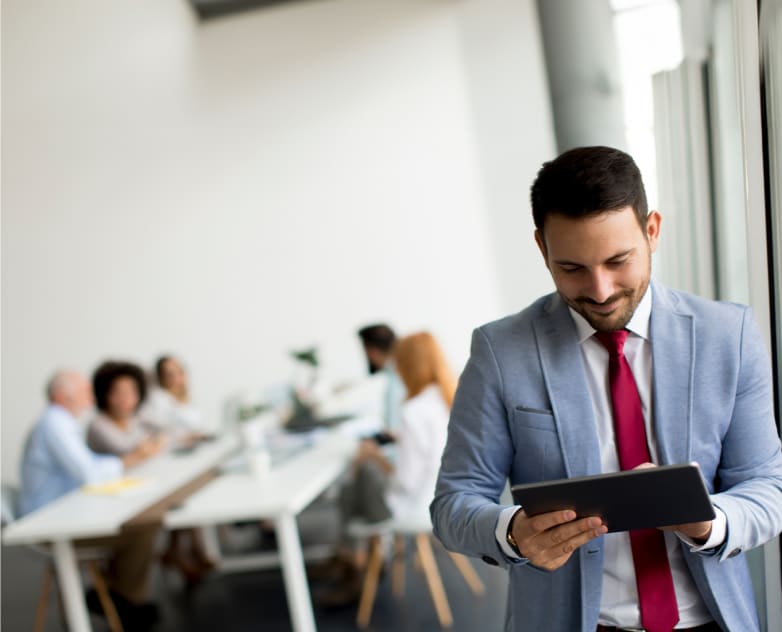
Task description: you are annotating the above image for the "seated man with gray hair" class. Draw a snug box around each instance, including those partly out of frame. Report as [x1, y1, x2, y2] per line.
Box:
[19, 369, 161, 630]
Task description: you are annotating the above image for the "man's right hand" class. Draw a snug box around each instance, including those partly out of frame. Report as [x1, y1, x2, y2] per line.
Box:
[511, 509, 607, 571]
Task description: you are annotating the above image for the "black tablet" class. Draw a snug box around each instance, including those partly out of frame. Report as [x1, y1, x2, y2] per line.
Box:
[510, 463, 715, 532]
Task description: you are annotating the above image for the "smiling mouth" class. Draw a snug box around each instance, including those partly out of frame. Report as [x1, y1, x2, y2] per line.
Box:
[580, 296, 625, 316]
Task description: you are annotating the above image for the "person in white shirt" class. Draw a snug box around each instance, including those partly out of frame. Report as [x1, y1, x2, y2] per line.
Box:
[141, 355, 206, 442]
[141, 355, 216, 583]
[317, 331, 455, 606]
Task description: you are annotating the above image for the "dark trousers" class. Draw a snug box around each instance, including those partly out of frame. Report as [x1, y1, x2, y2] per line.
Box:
[77, 523, 159, 603]
[338, 461, 392, 531]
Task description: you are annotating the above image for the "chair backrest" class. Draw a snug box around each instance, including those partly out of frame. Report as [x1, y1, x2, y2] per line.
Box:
[1, 483, 20, 526]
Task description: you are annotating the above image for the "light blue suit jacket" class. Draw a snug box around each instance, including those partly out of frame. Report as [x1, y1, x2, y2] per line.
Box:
[431, 282, 782, 631]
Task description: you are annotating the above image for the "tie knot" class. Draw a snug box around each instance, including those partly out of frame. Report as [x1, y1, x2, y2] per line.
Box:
[594, 329, 629, 357]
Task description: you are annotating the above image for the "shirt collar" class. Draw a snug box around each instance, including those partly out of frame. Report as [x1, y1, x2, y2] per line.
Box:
[567, 285, 652, 343]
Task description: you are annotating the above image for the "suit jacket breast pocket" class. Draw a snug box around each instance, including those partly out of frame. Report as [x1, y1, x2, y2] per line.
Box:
[511, 407, 564, 482]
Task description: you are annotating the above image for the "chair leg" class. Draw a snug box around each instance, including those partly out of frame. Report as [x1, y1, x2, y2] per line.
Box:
[391, 534, 405, 598]
[415, 533, 453, 628]
[85, 561, 124, 632]
[447, 551, 486, 595]
[356, 535, 384, 629]
[33, 565, 54, 632]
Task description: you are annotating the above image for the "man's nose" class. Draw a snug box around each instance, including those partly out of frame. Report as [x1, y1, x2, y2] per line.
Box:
[587, 269, 615, 303]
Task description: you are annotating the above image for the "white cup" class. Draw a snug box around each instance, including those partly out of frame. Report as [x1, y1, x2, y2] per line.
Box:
[248, 449, 271, 481]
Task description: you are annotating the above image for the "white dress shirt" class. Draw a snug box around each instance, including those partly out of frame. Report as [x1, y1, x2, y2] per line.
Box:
[386, 384, 450, 520]
[140, 388, 204, 437]
[496, 287, 725, 628]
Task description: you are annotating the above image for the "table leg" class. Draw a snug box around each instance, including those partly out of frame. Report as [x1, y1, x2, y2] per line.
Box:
[52, 539, 93, 632]
[275, 513, 316, 632]
[201, 525, 222, 564]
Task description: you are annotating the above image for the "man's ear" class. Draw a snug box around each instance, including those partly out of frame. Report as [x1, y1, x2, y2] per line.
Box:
[645, 210, 662, 253]
[534, 230, 550, 269]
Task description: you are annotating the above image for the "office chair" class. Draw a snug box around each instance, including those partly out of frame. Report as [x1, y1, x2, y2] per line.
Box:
[348, 509, 486, 629]
[1, 483, 124, 632]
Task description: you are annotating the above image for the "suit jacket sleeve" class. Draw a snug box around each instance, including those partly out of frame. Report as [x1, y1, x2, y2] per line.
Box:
[709, 307, 782, 561]
[430, 327, 519, 568]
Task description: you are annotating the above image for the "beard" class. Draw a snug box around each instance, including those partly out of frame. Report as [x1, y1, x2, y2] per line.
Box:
[563, 278, 649, 332]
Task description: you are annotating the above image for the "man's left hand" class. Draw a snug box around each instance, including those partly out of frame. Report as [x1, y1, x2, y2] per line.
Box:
[662, 520, 713, 543]
[632, 462, 714, 543]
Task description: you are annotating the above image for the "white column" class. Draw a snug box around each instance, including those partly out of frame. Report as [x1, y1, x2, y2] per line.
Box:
[536, 0, 627, 151]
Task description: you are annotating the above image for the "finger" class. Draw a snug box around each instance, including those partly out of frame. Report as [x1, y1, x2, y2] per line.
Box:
[521, 509, 577, 536]
[632, 462, 656, 470]
[536, 550, 573, 572]
[521, 516, 604, 559]
[532, 521, 607, 565]
[546, 516, 604, 547]
[521, 515, 601, 553]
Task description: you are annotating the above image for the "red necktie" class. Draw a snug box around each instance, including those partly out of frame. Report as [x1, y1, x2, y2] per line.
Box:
[595, 330, 679, 632]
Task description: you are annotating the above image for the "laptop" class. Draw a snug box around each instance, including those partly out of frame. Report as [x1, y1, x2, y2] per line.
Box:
[284, 388, 353, 433]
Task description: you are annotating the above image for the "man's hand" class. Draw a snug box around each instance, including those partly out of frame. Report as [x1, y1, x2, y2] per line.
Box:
[631, 462, 714, 543]
[511, 509, 607, 571]
[661, 520, 713, 543]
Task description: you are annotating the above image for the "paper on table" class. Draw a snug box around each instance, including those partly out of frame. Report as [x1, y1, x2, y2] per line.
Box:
[82, 477, 148, 496]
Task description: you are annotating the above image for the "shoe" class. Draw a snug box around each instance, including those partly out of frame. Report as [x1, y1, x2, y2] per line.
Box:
[85, 588, 104, 615]
[195, 556, 217, 574]
[161, 549, 207, 586]
[85, 588, 159, 630]
[314, 565, 363, 609]
[307, 555, 351, 581]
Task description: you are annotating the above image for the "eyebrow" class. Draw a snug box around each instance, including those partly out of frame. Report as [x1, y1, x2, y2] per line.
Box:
[552, 248, 635, 266]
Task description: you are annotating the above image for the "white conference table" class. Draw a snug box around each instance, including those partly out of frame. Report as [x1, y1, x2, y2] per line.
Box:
[165, 426, 364, 632]
[2, 436, 239, 632]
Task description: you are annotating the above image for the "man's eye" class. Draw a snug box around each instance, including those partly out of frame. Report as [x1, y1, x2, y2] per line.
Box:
[560, 266, 582, 273]
[608, 259, 627, 267]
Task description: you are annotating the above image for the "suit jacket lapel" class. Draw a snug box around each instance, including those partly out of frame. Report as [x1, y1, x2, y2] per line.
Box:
[533, 294, 602, 478]
[649, 282, 694, 464]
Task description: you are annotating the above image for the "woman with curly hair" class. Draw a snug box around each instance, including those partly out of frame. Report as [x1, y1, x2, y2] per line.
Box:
[87, 361, 165, 464]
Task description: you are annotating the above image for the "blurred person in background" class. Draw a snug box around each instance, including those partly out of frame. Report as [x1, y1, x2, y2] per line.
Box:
[317, 331, 455, 606]
[87, 360, 214, 584]
[142, 354, 217, 582]
[141, 355, 207, 443]
[18, 370, 161, 629]
[357, 323, 404, 432]
[87, 360, 166, 459]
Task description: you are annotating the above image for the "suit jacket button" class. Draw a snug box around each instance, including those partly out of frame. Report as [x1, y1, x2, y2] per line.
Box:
[728, 548, 742, 558]
[481, 555, 499, 566]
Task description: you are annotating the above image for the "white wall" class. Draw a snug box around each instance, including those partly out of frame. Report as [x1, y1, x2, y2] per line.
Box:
[1, 0, 556, 482]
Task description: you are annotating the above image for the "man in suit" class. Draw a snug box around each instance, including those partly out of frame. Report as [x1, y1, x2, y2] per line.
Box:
[431, 146, 782, 631]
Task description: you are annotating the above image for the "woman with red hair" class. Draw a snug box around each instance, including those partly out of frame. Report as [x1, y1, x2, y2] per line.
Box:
[317, 331, 455, 606]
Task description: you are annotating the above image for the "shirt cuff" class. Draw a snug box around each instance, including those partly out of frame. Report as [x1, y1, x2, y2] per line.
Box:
[495, 505, 523, 559]
[675, 505, 727, 551]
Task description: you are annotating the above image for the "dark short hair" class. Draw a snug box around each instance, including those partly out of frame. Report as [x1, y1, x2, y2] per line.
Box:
[357, 324, 396, 352]
[154, 355, 174, 385]
[530, 146, 648, 233]
[92, 361, 147, 413]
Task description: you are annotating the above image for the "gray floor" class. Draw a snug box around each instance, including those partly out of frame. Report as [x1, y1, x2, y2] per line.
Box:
[1, 502, 508, 631]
